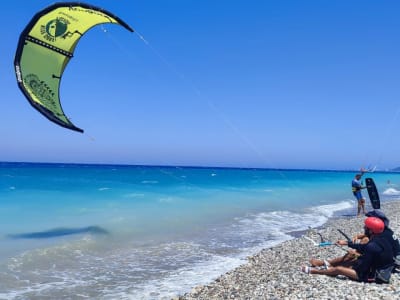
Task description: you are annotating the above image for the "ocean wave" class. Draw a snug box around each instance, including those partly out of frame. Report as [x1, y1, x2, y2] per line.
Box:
[130, 251, 244, 299]
[98, 187, 110, 191]
[383, 188, 400, 196]
[0, 239, 237, 300]
[238, 200, 352, 234]
[123, 193, 145, 198]
[309, 200, 353, 219]
[150, 202, 355, 298]
[0, 200, 355, 299]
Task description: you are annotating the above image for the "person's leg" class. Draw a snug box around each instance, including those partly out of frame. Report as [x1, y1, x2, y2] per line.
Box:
[310, 252, 358, 268]
[361, 198, 366, 214]
[357, 199, 362, 216]
[310, 265, 359, 280]
[309, 258, 327, 267]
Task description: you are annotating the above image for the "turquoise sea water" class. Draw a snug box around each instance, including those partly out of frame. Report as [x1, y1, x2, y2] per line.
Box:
[1, 162, 400, 299]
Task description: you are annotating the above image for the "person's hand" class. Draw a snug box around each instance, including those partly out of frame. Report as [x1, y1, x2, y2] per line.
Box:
[336, 239, 348, 246]
[347, 249, 361, 257]
[352, 234, 366, 243]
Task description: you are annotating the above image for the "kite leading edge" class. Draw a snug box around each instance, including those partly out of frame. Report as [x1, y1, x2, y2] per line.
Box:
[14, 2, 134, 133]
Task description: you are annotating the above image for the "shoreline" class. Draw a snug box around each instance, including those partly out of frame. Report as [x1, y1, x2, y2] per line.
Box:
[178, 200, 400, 299]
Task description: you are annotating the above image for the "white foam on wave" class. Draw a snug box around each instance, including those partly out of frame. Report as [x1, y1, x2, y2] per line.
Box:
[123, 193, 145, 198]
[0, 200, 355, 300]
[0, 237, 98, 299]
[113, 206, 332, 300]
[158, 197, 175, 203]
[126, 252, 244, 300]
[383, 188, 400, 196]
[239, 210, 323, 236]
[0, 239, 243, 300]
[234, 200, 353, 251]
[129, 200, 356, 299]
[309, 200, 354, 219]
[98, 187, 110, 191]
[146, 201, 356, 299]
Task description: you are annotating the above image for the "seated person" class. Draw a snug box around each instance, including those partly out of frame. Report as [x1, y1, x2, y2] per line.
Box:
[301, 217, 394, 283]
[352, 210, 400, 268]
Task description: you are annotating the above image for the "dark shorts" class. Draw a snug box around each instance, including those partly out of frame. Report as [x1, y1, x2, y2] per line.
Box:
[353, 191, 365, 201]
[352, 261, 368, 282]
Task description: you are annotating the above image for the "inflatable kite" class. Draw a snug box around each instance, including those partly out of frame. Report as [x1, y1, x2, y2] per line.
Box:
[14, 2, 133, 132]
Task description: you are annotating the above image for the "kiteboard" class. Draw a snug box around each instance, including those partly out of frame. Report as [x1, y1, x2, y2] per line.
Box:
[365, 178, 380, 209]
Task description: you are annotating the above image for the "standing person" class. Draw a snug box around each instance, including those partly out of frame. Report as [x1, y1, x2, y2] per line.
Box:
[352, 171, 366, 216]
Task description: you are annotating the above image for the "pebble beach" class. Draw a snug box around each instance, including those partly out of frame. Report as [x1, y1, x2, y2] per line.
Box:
[178, 200, 400, 300]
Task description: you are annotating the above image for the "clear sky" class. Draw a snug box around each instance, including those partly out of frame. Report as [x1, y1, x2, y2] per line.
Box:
[1, 0, 400, 170]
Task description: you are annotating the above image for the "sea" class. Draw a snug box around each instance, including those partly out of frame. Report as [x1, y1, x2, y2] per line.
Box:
[1, 162, 400, 299]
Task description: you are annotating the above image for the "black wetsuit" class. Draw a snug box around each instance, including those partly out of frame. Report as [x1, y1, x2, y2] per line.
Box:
[347, 227, 399, 259]
[381, 228, 400, 262]
[348, 236, 393, 282]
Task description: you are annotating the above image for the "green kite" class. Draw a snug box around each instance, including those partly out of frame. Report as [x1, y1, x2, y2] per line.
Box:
[14, 2, 133, 132]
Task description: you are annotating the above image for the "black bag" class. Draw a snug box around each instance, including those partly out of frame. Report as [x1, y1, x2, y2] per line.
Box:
[394, 254, 400, 267]
[373, 238, 394, 283]
[375, 265, 394, 284]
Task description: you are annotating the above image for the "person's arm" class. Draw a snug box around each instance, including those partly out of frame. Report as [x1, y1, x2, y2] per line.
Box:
[336, 239, 348, 246]
[336, 239, 367, 253]
[352, 234, 367, 243]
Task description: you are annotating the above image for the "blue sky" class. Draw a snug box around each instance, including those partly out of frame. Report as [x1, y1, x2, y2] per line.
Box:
[1, 1, 400, 170]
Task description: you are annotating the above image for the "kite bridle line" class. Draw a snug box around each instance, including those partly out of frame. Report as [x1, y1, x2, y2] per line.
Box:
[358, 105, 400, 172]
[126, 29, 303, 195]
[97, 26, 209, 188]
[305, 227, 348, 251]
[375, 106, 400, 169]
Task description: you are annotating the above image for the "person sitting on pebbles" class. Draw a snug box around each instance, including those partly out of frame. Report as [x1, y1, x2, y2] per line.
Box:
[352, 210, 400, 269]
[301, 217, 394, 283]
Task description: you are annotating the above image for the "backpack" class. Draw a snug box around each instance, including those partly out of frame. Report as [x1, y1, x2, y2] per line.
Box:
[375, 264, 394, 284]
[373, 238, 395, 284]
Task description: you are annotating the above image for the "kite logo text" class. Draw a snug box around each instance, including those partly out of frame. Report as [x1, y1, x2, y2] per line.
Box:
[40, 18, 70, 42]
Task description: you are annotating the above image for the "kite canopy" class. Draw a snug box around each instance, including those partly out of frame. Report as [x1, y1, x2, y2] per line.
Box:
[14, 2, 133, 133]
